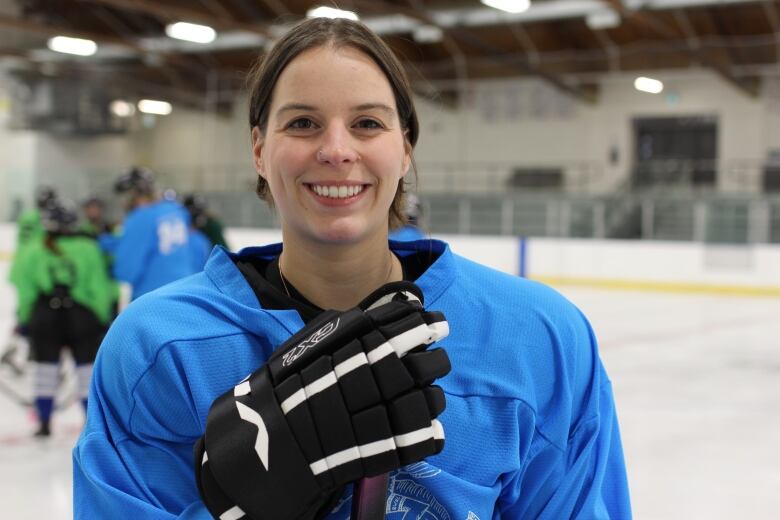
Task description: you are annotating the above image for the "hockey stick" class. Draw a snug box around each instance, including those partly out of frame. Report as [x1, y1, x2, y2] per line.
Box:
[0, 347, 25, 377]
[0, 376, 32, 407]
[351, 473, 389, 520]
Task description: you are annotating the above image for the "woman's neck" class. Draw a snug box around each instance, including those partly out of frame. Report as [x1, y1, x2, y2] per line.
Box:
[279, 233, 401, 311]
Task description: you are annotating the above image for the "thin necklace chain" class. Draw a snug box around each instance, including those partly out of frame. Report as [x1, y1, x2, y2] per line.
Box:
[278, 259, 292, 298]
[278, 253, 397, 300]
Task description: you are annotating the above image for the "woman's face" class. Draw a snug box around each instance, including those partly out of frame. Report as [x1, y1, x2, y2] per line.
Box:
[252, 45, 410, 246]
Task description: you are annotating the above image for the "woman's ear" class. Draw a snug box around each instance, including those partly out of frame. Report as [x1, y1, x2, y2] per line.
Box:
[251, 126, 266, 178]
[401, 131, 412, 178]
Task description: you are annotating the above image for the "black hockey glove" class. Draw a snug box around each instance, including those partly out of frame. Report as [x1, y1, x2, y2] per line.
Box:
[194, 281, 450, 520]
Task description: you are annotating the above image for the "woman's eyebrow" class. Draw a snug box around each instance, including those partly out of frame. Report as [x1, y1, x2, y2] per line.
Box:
[276, 102, 396, 117]
[352, 103, 395, 116]
[276, 103, 317, 116]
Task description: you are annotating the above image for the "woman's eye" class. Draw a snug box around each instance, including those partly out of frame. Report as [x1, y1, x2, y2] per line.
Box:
[287, 118, 315, 130]
[355, 119, 383, 130]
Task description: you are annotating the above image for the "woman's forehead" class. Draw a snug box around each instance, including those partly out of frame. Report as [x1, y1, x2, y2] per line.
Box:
[270, 45, 396, 110]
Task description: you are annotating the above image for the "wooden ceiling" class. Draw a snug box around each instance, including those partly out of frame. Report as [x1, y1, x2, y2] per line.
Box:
[0, 0, 778, 109]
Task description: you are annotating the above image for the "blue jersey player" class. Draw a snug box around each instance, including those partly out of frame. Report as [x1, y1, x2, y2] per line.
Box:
[74, 18, 631, 520]
[389, 193, 427, 243]
[106, 167, 199, 300]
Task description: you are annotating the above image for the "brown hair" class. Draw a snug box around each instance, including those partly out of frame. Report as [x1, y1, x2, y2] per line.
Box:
[247, 17, 418, 229]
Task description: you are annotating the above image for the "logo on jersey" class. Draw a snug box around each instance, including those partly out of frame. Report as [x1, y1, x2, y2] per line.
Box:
[157, 217, 188, 254]
[282, 318, 340, 367]
[328, 462, 452, 520]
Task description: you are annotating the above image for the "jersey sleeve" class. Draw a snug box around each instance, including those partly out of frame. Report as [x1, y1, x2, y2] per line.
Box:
[82, 240, 115, 324]
[73, 432, 211, 519]
[498, 307, 632, 519]
[98, 230, 120, 255]
[12, 245, 41, 324]
[72, 314, 211, 519]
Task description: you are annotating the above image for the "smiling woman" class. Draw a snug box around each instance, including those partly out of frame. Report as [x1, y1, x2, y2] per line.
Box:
[252, 44, 412, 307]
[73, 17, 631, 520]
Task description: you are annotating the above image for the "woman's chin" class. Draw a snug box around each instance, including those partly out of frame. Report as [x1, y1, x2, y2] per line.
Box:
[310, 220, 371, 245]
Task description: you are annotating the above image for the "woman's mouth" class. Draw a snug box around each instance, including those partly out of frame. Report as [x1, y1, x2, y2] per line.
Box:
[306, 183, 366, 200]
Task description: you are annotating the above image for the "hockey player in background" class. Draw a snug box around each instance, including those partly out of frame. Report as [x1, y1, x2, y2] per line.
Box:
[13, 202, 113, 437]
[78, 195, 120, 321]
[79, 195, 115, 237]
[8, 186, 59, 297]
[106, 167, 198, 301]
[183, 193, 229, 249]
[3, 187, 61, 373]
[74, 17, 631, 520]
[389, 192, 426, 242]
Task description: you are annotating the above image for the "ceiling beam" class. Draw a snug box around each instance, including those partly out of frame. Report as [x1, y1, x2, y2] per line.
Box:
[80, 0, 271, 37]
[697, 7, 747, 70]
[592, 28, 621, 72]
[763, 0, 780, 62]
[0, 13, 141, 51]
[0, 13, 229, 105]
[197, 0, 236, 21]
[354, 0, 597, 104]
[0, 13, 215, 75]
[254, 0, 294, 19]
[509, 23, 540, 68]
[603, 0, 759, 97]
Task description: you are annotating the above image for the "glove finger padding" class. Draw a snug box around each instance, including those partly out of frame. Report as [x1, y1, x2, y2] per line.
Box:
[275, 338, 450, 486]
[195, 281, 450, 520]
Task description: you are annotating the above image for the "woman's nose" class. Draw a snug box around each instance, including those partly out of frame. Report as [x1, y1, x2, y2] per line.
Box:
[316, 125, 359, 166]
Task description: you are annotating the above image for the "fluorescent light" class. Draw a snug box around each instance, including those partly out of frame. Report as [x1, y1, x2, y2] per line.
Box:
[413, 25, 444, 44]
[306, 6, 359, 20]
[165, 22, 217, 44]
[110, 100, 136, 117]
[634, 76, 664, 94]
[137, 99, 172, 115]
[586, 9, 620, 30]
[47, 36, 97, 56]
[480, 0, 531, 14]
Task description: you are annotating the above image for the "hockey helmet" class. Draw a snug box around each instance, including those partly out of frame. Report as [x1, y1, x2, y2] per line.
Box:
[183, 193, 208, 227]
[114, 167, 155, 195]
[42, 201, 78, 234]
[35, 186, 58, 210]
[403, 193, 422, 225]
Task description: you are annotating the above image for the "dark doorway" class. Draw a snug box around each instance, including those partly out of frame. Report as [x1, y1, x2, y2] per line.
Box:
[632, 116, 718, 189]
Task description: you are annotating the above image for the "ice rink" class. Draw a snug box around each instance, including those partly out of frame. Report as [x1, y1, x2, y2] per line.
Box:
[2, 275, 779, 519]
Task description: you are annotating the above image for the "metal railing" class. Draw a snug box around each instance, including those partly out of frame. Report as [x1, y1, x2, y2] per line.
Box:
[195, 192, 780, 244]
[8, 161, 780, 244]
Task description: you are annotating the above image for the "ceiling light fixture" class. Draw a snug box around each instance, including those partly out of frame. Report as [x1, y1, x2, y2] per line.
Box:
[110, 100, 136, 118]
[634, 76, 664, 94]
[165, 22, 217, 44]
[586, 9, 620, 30]
[137, 99, 172, 115]
[306, 6, 359, 20]
[413, 25, 444, 44]
[479, 0, 531, 14]
[47, 36, 97, 56]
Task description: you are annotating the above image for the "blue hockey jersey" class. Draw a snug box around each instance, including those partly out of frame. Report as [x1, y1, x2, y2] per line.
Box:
[389, 225, 427, 242]
[73, 240, 631, 519]
[110, 200, 198, 299]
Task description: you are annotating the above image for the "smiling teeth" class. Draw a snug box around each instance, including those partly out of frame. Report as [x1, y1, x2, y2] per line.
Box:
[312, 185, 364, 198]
